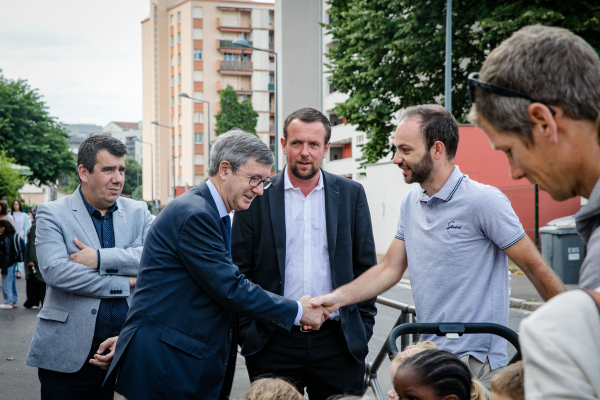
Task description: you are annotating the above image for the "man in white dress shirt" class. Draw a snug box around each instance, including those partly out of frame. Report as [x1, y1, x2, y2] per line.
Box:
[232, 108, 378, 399]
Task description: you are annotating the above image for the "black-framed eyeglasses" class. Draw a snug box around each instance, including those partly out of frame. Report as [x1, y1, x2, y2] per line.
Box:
[231, 164, 272, 189]
[468, 72, 556, 116]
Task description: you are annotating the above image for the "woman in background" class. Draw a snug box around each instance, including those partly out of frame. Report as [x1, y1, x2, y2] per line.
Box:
[11, 200, 29, 279]
[23, 206, 45, 309]
[0, 219, 18, 309]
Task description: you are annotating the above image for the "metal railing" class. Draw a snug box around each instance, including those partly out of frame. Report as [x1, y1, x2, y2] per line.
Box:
[219, 61, 253, 71]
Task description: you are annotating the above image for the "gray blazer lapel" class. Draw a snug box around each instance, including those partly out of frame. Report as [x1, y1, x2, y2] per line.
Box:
[323, 171, 339, 266]
[113, 198, 126, 248]
[269, 173, 287, 290]
[71, 188, 101, 249]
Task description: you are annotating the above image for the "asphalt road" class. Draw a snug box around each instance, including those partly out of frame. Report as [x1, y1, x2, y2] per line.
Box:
[0, 277, 533, 400]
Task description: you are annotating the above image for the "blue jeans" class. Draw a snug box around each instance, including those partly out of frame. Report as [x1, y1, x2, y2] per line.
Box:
[2, 264, 18, 304]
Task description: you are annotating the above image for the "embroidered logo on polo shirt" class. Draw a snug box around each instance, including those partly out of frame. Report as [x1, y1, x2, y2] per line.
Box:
[447, 221, 462, 231]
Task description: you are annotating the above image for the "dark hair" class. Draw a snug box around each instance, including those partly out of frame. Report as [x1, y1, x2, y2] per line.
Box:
[395, 349, 472, 400]
[77, 135, 128, 181]
[400, 105, 459, 160]
[0, 201, 8, 217]
[0, 219, 16, 237]
[283, 108, 332, 145]
[11, 199, 22, 214]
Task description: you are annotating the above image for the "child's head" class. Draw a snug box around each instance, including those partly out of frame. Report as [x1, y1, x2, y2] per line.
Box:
[393, 349, 473, 400]
[491, 361, 524, 400]
[241, 378, 304, 400]
[388, 342, 439, 399]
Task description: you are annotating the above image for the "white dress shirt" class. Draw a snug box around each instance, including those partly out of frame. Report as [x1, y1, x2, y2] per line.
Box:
[207, 180, 303, 325]
[283, 168, 338, 320]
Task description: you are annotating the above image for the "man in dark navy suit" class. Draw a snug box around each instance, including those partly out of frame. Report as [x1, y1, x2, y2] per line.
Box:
[104, 130, 330, 400]
[232, 108, 377, 399]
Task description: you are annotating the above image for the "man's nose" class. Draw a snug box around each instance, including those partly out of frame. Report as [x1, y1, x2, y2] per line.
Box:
[252, 184, 264, 196]
[300, 144, 310, 156]
[392, 151, 403, 165]
[507, 157, 526, 180]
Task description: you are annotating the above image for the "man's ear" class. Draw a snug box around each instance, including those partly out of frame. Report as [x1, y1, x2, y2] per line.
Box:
[280, 137, 287, 156]
[218, 161, 232, 181]
[78, 165, 89, 184]
[528, 103, 558, 144]
[432, 141, 446, 161]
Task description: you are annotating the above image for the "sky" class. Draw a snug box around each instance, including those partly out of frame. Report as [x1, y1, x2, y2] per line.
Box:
[0, 0, 149, 127]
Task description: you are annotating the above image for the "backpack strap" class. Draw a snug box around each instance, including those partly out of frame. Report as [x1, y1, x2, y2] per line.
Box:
[584, 289, 600, 313]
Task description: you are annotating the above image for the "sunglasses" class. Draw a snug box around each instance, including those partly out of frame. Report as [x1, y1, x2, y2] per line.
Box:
[468, 72, 556, 116]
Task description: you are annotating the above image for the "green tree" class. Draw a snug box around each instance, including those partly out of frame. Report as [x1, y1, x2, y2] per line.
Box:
[0, 150, 26, 201]
[326, 0, 600, 166]
[214, 85, 259, 135]
[0, 71, 75, 185]
[123, 157, 142, 196]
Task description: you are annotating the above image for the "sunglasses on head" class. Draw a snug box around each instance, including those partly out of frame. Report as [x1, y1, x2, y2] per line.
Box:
[467, 72, 556, 116]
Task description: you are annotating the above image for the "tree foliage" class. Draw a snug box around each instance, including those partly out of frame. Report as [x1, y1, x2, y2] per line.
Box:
[0, 72, 75, 185]
[214, 85, 259, 136]
[0, 150, 27, 201]
[123, 157, 142, 196]
[325, 0, 600, 165]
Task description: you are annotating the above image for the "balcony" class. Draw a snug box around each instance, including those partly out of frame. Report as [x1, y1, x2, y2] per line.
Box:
[217, 39, 252, 50]
[217, 60, 253, 76]
[216, 17, 251, 32]
[268, 83, 274, 91]
[217, 80, 252, 92]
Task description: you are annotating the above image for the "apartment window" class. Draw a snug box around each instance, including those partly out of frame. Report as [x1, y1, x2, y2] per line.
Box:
[177, 12, 181, 23]
[269, 11, 273, 27]
[179, 115, 182, 126]
[269, 74, 274, 84]
[170, 35, 174, 47]
[194, 49, 202, 61]
[239, 94, 250, 102]
[194, 154, 204, 165]
[193, 112, 203, 123]
[194, 133, 203, 144]
[357, 172, 367, 181]
[171, 136, 174, 146]
[356, 134, 365, 145]
[172, 116, 176, 128]
[192, 7, 203, 19]
[178, 176, 182, 186]
[193, 91, 203, 100]
[194, 174, 204, 184]
[329, 81, 337, 94]
[224, 53, 237, 61]
[193, 71, 203, 82]
[171, 96, 174, 107]
[171, 76, 174, 87]
[171, 15, 174, 26]
[178, 135, 182, 146]
[171, 55, 175, 66]
[178, 54, 181, 64]
[193, 28, 203, 40]
[178, 74, 181, 85]
[240, 53, 250, 62]
[177, 32, 181, 44]
[330, 113, 343, 126]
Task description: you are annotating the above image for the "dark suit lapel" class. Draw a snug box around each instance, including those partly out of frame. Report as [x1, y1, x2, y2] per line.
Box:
[269, 173, 287, 289]
[197, 182, 229, 247]
[323, 170, 339, 267]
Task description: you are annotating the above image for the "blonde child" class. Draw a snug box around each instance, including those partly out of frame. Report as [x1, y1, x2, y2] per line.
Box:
[490, 361, 524, 400]
[240, 378, 304, 400]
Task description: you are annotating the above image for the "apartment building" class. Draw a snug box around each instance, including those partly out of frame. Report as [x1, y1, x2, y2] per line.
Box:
[103, 121, 143, 164]
[141, 0, 275, 205]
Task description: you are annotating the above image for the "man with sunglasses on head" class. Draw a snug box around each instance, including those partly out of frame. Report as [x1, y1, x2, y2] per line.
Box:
[467, 25, 600, 399]
[311, 104, 565, 390]
[231, 108, 378, 399]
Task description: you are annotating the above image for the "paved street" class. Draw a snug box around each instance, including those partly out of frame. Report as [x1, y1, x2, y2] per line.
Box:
[0, 276, 534, 400]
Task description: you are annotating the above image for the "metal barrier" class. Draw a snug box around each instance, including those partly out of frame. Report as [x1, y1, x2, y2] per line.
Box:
[363, 297, 417, 399]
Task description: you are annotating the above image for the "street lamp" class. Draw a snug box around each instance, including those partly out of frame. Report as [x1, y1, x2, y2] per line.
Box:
[232, 38, 280, 173]
[178, 92, 211, 165]
[133, 137, 154, 212]
[151, 121, 177, 200]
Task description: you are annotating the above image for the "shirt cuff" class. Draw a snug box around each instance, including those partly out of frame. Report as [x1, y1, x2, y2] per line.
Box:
[294, 301, 303, 326]
[97, 250, 101, 269]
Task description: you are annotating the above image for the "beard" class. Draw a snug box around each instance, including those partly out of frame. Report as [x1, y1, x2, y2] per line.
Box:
[403, 151, 434, 184]
[289, 159, 319, 181]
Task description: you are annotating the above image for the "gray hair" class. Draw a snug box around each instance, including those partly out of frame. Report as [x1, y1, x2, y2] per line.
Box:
[468, 25, 600, 141]
[208, 129, 274, 177]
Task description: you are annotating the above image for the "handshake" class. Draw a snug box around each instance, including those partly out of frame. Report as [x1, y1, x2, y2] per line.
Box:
[297, 293, 340, 330]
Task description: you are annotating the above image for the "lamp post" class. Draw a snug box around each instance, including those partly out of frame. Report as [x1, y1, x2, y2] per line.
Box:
[232, 38, 279, 173]
[178, 92, 211, 165]
[133, 137, 154, 212]
[151, 121, 177, 200]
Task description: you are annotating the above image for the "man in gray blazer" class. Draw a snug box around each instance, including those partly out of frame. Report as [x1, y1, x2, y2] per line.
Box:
[25, 135, 153, 400]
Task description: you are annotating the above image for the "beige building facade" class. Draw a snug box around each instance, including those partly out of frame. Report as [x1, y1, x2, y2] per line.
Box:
[142, 0, 275, 205]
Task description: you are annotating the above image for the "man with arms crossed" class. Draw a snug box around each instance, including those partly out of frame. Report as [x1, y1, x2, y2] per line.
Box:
[313, 105, 565, 388]
[104, 130, 329, 400]
[467, 25, 600, 398]
[25, 135, 152, 399]
[232, 108, 377, 399]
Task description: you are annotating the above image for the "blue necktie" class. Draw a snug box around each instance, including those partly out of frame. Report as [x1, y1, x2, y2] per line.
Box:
[222, 215, 232, 255]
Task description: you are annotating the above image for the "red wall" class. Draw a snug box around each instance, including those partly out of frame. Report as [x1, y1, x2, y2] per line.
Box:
[455, 126, 581, 242]
[342, 143, 352, 159]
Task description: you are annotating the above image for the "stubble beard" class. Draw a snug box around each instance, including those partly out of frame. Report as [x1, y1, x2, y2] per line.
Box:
[290, 159, 319, 181]
[404, 152, 434, 184]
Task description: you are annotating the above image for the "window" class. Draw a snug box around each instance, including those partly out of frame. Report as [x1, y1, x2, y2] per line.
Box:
[269, 74, 274, 84]
[177, 12, 181, 23]
[171, 136, 174, 146]
[193, 71, 203, 82]
[357, 172, 367, 181]
[330, 113, 343, 126]
[329, 81, 337, 94]
[194, 154, 204, 165]
[193, 28, 203, 40]
[193, 112, 203, 123]
[170, 35, 174, 47]
[224, 53, 237, 61]
[178, 74, 181, 85]
[192, 7, 203, 19]
[172, 116, 176, 128]
[171, 76, 174, 87]
[194, 133, 203, 144]
[194, 174, 204, 184]
[240, 53, 250, 62]
[193, 91, 203, 100]
[178, 176, 182, 186]
[171, 15, 174, 26]
[171, 55, 175, 66]
[178, 135, 182, 146]
[194, 49, 202, 61]
[178, 115, 182, 126]
[171, 96, 174, 107]
[239, 94, 250, 102]
[177, 33, 181, 44]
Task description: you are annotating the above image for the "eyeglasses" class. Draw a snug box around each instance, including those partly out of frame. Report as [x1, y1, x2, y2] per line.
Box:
[468, 72, 556, 116]
[231, 164, 272, 189]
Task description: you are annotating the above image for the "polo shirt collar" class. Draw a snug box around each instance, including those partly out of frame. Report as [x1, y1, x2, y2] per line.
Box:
[283, 166, 324, 192]
[206, 180, 229, 219]
[430, 165, 465, 202]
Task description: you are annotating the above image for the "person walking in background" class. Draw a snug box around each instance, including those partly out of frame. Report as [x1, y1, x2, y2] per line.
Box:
[11, 199, 29, 278]
[0, 219, 18, 309]
[0, 201, 15, 227]
[23, 206, 45, 309]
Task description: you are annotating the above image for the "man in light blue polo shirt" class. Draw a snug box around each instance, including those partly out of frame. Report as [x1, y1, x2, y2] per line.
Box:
[312, 104, 565, 388]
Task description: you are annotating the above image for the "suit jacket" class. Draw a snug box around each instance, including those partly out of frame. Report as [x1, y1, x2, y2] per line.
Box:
[25, 187, 153, 373]
[232, 169, 377, 362]
[105, 183, 298, 400]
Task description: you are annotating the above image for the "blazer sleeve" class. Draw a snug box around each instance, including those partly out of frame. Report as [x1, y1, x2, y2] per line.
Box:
[35, 204, 130, 299]
[179, 209, 297, 330]
[98, 206, 153, 276]
[353, 185, 378, 341]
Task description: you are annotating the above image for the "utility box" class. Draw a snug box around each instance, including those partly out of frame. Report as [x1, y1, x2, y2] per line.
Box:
[539, 215, 585, 284]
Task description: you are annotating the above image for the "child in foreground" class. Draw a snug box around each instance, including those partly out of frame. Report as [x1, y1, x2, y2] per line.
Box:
[393, 349, 488, 400]
[240, 377, 304, 400]
[490, 361, 524, 400]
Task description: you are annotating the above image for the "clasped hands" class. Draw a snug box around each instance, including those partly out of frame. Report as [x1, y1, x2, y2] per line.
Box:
[69, 238, 136, 287]
[298, 293, 341, 331]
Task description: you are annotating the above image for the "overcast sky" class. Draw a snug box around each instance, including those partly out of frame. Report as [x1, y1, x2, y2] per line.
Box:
[0, 0, 149, 127]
